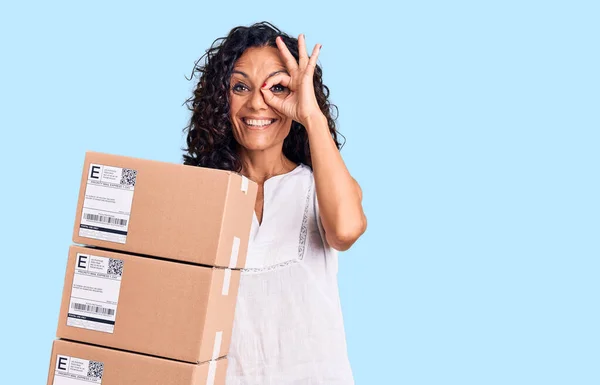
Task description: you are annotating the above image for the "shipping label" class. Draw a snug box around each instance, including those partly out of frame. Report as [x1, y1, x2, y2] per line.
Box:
[67, 253, 124, 333]
[53, 355, 103, 385]
[78, 163, 136, 244]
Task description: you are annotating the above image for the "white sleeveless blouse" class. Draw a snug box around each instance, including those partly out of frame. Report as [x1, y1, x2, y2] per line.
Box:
[225, 164, 355, 385]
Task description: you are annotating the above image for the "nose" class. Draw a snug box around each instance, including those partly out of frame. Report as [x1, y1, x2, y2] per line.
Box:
[247, 87, 269, 110]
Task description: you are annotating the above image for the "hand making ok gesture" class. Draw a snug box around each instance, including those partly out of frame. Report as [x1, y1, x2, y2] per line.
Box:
[260, 34, 325, 128]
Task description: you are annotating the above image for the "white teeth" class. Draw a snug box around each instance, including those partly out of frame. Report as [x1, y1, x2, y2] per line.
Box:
[244, 119, 274, 127]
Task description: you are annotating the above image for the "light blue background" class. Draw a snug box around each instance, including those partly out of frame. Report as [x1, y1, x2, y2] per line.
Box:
[1, 1, 598, 384]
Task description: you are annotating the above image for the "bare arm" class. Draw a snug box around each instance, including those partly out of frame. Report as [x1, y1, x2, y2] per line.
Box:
[306, 114, 367, 251]
[258, 35, 367, 251]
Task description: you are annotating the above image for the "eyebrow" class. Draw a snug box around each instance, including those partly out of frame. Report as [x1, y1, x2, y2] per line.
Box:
[232, 69, 289, 80]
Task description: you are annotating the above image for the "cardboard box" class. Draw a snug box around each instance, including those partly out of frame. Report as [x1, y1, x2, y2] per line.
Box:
[56, 245, 240, 363]
[47, 339, 227, 385]
[72, 151, 258, 268]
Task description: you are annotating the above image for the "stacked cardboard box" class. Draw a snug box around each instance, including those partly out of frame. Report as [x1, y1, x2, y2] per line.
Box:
[47, 151, 257, 385]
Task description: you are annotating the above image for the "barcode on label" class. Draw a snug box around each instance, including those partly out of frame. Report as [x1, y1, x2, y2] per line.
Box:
[120, 168, 137, 186]
[71, 303, 115, 316]
[84, 213, 127, 226]
[88, 360, 104, 378]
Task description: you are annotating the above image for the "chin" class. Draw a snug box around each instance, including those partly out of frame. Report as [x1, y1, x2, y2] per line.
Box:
[239, 140, 276, 152]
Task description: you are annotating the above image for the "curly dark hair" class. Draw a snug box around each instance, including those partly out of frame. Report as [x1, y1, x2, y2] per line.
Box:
[182, 21, 344, 172]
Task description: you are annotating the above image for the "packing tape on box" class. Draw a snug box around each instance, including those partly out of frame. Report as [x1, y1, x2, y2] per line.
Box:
[222, 268, 232, 295]
[212, 331, 223, 360]
[241, 175, 249, 194]
[204, 333, 222, 384]
[229, 237, 240, 268]
[206, 360, 217, 385]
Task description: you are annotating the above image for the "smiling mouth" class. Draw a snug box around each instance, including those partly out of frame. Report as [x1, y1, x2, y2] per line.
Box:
[242, 118, 277, 129]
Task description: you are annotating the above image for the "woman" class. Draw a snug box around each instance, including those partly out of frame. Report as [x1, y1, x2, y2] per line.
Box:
[183, 21, 367, 385]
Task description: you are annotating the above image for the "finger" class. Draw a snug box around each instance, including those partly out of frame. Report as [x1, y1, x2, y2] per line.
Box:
[306, 43, 322, 78]
[261, 73, 292, 91]
[259, 87, 286, 113]
[275, 36, 299, 73]
[298, 34, 308, 69]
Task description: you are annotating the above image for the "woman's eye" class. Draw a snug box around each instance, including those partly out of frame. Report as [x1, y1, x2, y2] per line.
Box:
[232, 83, 248, 92]
[271, 84, 287, 93]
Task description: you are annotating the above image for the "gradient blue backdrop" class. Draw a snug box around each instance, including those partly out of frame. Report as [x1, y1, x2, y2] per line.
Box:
[1, 1, 598, 384]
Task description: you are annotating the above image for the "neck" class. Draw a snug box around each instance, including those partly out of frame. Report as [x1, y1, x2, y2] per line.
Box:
[239, 146, 298, 185]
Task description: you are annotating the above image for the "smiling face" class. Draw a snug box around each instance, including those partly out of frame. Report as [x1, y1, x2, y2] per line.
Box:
[229, 46, 293, 152]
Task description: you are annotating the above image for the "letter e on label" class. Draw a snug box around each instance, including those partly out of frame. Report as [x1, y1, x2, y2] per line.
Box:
[57, 356, 68, 371]
[77, 255, 88, 269]
[90, 165, 101, 179]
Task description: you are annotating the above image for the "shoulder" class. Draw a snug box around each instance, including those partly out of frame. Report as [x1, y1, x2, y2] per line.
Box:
[273, 163, 313, 195]
[296, 163, 315, 186]
[295, 163, 313, 178]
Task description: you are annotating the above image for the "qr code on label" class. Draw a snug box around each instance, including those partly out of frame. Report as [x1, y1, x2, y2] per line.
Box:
[87, 360, 104, 378]
[120, 168, 137, 186]
[107, 258, 124, 276]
